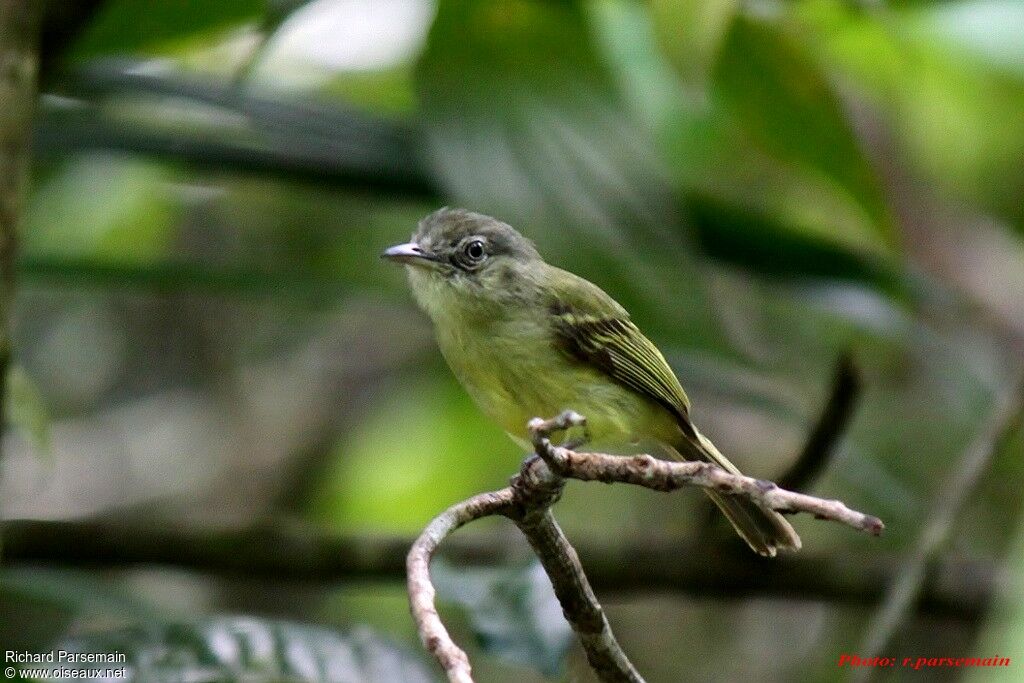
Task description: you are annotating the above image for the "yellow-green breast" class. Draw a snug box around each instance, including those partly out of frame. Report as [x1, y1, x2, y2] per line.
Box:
[433, 307, 675, 446]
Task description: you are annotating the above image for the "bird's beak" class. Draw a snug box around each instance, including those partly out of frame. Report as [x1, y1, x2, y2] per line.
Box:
[381, 242, 440, 268]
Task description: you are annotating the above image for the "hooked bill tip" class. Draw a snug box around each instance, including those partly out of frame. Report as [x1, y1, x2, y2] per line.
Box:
[382, 242, 437, 266]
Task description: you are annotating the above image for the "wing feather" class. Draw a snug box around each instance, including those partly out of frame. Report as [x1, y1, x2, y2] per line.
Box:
[546, 274, 691, 420]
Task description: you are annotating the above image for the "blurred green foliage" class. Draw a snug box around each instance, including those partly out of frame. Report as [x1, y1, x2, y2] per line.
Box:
[26, 156, 179, 264]
[312, 370, 519, 532]
[3, 0, 1024, 681]
[4, 365, 52, 457]
[73, 0, 263, 58]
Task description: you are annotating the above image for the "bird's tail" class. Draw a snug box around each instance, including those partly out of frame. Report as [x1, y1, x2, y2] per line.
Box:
[672, 426, 801, 558]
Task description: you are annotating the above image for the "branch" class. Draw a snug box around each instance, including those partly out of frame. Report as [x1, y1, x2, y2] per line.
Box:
[855, 375, 1024, 673]
[407, 431, 644, 681]
[16, 256, 351, 298]
[507, 454, 644, 682]
[406, 412, 885, 682]
[0, 519, 986, 618]
[407, 490, 514, 683]
[531, 413, 883, 536]
[36, 62, 439, 197]
[777, 353, 861, 492]
[0, 0, 44, 551]
[34, 108, 436, 197]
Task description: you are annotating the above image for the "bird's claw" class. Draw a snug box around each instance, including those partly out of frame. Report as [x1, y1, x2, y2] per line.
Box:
[527, 411, 589, 451]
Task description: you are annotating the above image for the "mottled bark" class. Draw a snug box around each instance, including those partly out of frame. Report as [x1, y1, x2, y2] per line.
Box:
[0, 0, 44, 542]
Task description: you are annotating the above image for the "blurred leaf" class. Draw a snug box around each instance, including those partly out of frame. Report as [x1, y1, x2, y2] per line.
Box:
[416, 0, 620, 225]
[312, 372, 520, 533]
[0, 569, 163, 655]
[264, 0, 317, 31]
[25, 617, 435, 683]
[24, 156, 178, 265]
[795, 0, 1024, 232]
[908, 0, 1024, 81]
[432, 558, 573, 677]
[712, 15, 895, 248]
[687, 193, 897, 287]
[648, 7, 904, 287]
[590, 2, 896, 289]
[662, 108, 898, 287]
[416, 0, 725, 349]
[327, 67, 420, 116]
[650, 0, 738, 89]
[587, 0, 690, 131]
[4, 366, 52, 457]
[72, 0, 264, 58]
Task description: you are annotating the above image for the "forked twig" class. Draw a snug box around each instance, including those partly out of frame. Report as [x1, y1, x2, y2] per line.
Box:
[407, 412, 885, 682]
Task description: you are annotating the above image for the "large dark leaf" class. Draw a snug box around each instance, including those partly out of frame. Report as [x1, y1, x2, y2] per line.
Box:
[19, 617, 436, 683]
[712, 15, 896, 247]
[687, 193, 899, 289]
[651, 8, 901, 287]
[432, 558, 573, 677]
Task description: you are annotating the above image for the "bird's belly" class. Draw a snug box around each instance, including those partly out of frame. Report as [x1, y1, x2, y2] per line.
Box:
[438, 325, 670, 446]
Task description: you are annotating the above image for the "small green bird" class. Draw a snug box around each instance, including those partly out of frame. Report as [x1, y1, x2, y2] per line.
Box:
[383, 208, 800, 557]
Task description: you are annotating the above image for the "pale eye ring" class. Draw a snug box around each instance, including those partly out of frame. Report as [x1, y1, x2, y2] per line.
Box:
[462, 239, 486, 262]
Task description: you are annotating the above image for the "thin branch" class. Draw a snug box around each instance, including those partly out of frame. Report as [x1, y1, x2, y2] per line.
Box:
[16, 256, 351, 298]
[855, 376, 1024, 677]
[36, 62, 438, 196]
[33, 108, 436, 197]
[407, 490, 514, 683]
[408, 443, 643, 682]
[531, 412, 883, 536]
[777, 353, 861, 492]
[507, 471, 643, 683]
[405, 412, 885, 682]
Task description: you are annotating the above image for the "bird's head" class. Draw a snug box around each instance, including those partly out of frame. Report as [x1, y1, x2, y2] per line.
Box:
[382, 208, 543, 320]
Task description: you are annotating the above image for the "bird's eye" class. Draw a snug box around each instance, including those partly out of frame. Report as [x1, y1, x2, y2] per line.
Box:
[461, 239, 486, 263]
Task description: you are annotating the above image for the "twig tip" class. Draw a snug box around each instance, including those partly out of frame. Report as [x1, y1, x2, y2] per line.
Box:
[528, 411, 587, 440]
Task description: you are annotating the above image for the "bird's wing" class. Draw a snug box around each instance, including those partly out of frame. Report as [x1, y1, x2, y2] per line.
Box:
[546, 268, 691, 421]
